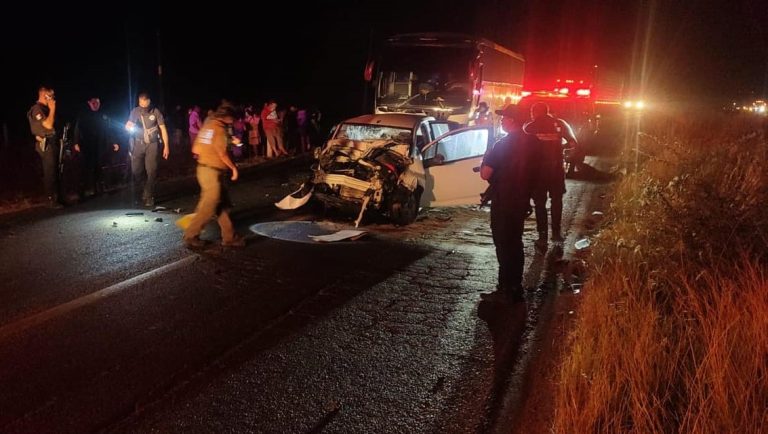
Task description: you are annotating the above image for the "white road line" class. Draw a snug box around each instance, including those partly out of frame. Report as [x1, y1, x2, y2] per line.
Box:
[0, 255, 199, 342]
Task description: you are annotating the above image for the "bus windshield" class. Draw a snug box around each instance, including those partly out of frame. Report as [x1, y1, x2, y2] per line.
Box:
[376, 46, 475, 112]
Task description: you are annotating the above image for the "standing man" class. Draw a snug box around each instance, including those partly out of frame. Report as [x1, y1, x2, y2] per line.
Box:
[27, 86, 63, 208]
[188, 105, 202, 148]
[73, 97, 119, 197]
[125, 92, 169, 207]
[183, 104, 245, 248]
[524, 102, 577, 245]
[480, 105, 534, 303]
[472, 101, 493, 126]
[261, 100, 287, 158]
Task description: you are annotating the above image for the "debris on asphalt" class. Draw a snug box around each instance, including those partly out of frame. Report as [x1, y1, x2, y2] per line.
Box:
[112, 221, 118, 227]
[309, 230, 368, 243]
[275, 185, 313, 210]
[591, 211, 604, 217]
[125, 212, 144, 216]
[151, 206, 167, 212]
[154, 217, 163, 223]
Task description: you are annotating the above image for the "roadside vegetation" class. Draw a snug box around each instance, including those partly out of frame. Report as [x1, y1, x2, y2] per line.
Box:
[555, 112, 768, 433]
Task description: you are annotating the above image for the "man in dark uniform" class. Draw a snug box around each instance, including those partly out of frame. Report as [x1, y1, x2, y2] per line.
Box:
[480, 105, 534, 303]
[73, 97, 120, 197]
[125, 92, 169, 207]
[524, 102, 577, 245]
[27, 86, 63, 208]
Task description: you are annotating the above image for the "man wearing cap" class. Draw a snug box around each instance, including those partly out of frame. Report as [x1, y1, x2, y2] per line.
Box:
[125, 92, 169, 207]
[183, 104, 245, 248]
[479, 105, 535, 303]
[524, 102, 577, 245]
[27, 86, 64, 208]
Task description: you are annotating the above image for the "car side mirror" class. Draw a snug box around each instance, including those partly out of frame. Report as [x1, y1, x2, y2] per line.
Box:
[425, 153, 445, 168]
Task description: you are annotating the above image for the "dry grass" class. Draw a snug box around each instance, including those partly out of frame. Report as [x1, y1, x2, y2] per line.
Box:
[554, 113, 768, 433]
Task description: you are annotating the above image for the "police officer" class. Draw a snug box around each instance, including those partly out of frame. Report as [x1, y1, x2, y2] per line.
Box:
[27, 86, 63, 208]
[125, 92, 169, 207]
[472, 101, 493, 126]
[73, 97, 119, 197]
[524, 102, 577, 245]
[183, 104, 245, 248]
[480, 105, 534, 302]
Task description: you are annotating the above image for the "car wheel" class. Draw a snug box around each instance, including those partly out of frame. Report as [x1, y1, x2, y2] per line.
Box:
[389, 186, 421, 226]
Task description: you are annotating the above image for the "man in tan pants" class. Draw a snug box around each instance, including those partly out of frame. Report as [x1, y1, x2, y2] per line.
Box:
[183, 105, 245, 248]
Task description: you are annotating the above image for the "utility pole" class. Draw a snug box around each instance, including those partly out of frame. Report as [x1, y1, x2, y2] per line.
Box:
[156, 29, 165, 112]
[126, 26, 133, 113]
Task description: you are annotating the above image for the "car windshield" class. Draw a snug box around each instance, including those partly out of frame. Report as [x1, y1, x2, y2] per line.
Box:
[335, 123, 413, 144]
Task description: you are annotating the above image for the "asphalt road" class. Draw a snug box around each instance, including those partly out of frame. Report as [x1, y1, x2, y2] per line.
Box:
[0, 154, 614, 433]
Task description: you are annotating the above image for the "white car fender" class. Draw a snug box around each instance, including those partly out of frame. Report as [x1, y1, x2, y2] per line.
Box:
[400, 157, 426, 191]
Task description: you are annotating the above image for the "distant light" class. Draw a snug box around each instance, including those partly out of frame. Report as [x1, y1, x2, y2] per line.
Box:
[758, 106, 766, 113]
[559, 87, 570, 95]
[635, 101, 646, 110]
[521, 91, 532, 97]
[126, 125, 136, 133]
[623, 101, 633, 109]
[576, 89, 591, 96]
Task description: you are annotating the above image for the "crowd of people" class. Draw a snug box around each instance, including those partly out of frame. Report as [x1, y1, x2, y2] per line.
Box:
[26, 87, 322, 209]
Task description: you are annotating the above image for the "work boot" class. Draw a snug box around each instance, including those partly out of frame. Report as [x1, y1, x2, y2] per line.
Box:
[221, 235, 246, 247]
[183, 236, 206, 249]
[536, 231, 548, 247]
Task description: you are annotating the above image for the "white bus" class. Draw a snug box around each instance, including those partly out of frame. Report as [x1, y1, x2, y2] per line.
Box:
[366, 33, 525, 125]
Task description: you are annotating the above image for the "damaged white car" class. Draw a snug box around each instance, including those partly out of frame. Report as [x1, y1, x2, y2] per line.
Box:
[280, 113, 494, 226]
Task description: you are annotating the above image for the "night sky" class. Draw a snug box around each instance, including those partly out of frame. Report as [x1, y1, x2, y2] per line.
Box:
[2, 0, 766, 142]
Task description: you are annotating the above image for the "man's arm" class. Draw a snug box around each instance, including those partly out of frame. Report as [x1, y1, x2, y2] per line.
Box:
[72, 114, 83, 153]
[215, 138, 239, 181]
[480, 164, 494, 181]
[42, 100, 55, 130]
[125, 108, 137, 131]
[154, 109, 170, 159]
[159, 125, 170, 159]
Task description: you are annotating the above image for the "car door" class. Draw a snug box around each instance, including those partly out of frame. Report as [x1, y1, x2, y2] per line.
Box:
[419, 126, 493, 207]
